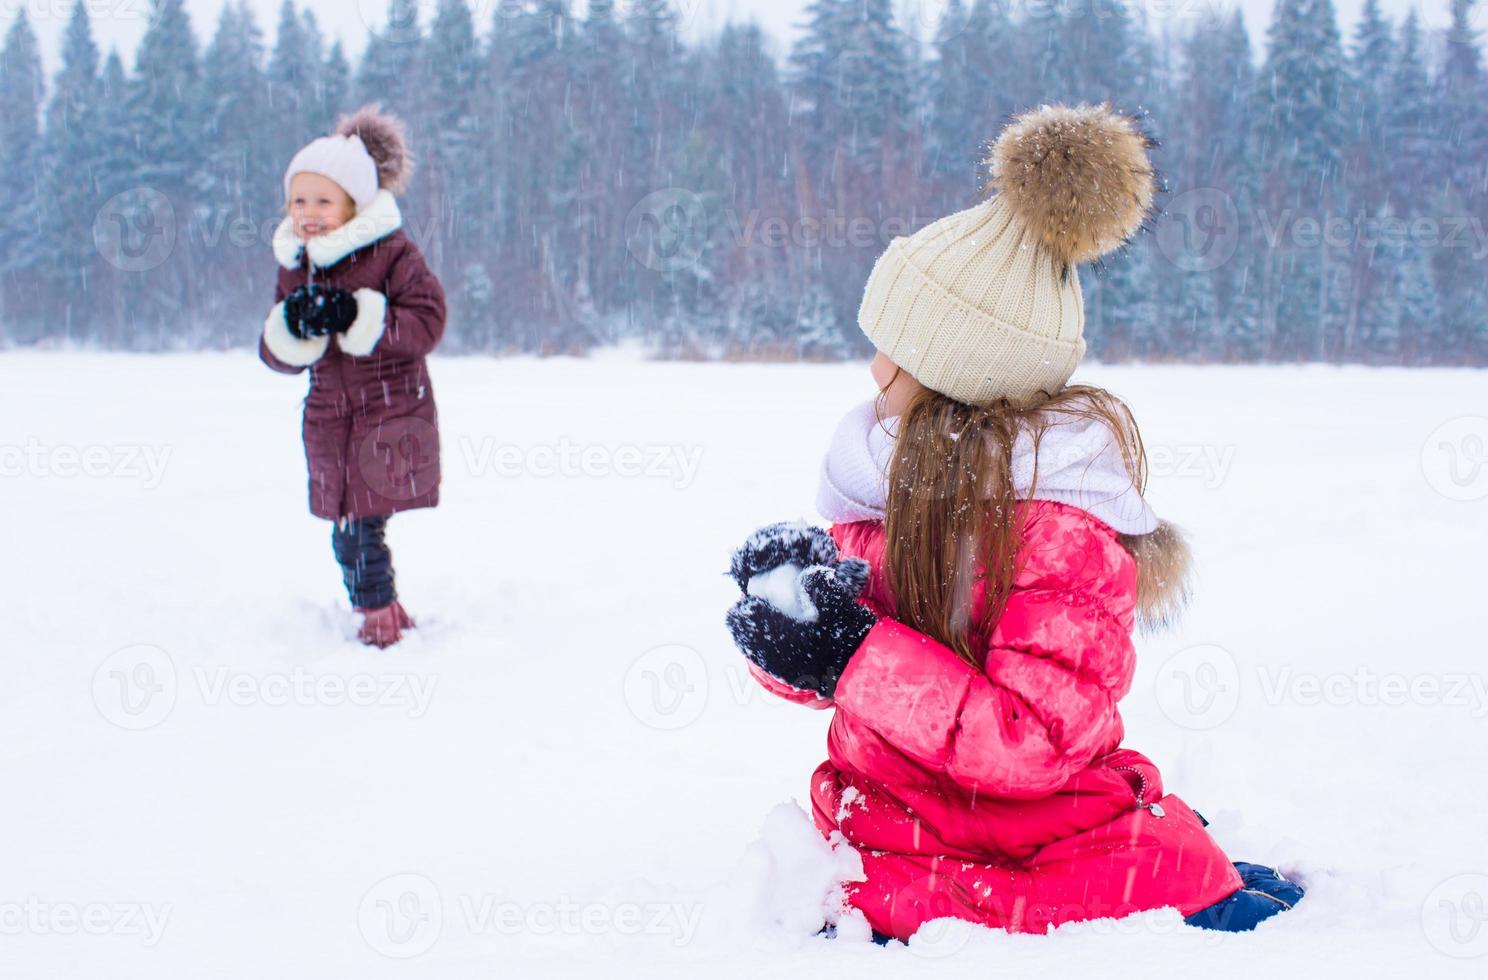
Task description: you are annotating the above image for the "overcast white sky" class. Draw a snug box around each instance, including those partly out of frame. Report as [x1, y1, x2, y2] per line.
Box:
[12, 0, 1470, 77]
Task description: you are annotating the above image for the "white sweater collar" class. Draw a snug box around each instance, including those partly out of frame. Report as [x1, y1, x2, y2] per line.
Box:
[271, 189, 402, 270]
[816, 397, 1159, 535]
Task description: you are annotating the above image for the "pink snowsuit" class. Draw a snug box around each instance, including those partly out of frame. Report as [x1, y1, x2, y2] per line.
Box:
[749, 499, 1244, 940]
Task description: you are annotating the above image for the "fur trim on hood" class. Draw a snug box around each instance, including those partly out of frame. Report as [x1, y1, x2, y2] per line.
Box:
[1117, 520, 1194, 635]
[272, 189, 402, 270]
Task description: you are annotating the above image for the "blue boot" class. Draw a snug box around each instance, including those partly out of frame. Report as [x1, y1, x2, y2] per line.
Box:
[1184, 862, 1305, 932]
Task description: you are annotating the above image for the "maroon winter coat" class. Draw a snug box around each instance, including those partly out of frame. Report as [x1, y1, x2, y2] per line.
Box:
[259, 189, 445, 520]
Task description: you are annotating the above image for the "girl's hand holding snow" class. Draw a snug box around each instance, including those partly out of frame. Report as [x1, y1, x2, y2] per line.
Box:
[727, 521, 842, 595]
[725, 561, 876, 699]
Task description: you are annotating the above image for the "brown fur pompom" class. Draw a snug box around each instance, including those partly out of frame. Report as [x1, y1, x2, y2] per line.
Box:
[334, 104, 414, 195]
[985, 102, 1156, 268]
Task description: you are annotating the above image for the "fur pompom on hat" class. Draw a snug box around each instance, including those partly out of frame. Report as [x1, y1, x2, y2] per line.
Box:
[987, 102, 1157, 269]
[856, 101, 1158, 408]
[282, 104, 414, 211]
[333, 104, 414, 196]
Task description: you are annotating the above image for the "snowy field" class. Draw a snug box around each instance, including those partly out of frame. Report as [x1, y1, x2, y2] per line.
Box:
[4, 350, 1487, 979]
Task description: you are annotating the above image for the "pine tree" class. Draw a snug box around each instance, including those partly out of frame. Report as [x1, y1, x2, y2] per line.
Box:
[1389, 233, 1439, 362]
[131, 0, 204, 193]
[1164, 10, 1258, 359]
[297, 10, 345, 132]
[697, 23, 795, 356]
[1349, 0, 1393, 146]
[1027, 0, 1150, 109]
[357, 0, 427, 117]
[201, 0, 272, 327]
[320, 41, 350, 126]
[96, 50, 130, 201]
[83, 49, 134, 343]
[490, 0, 591, 351]
[0, 9, 46, 327]
[1251, 0, 1349, 359]
[1339, 0, 1395, 358]
[925, 0, 975, 190]
[787, 0, 849, 204]
[835, 0, 913, 170]
[622, 0, 691, 347]
[1430, 0, 1486, 362]
[1384, 7, 1431, 216]
[267, 0, 315, 173]
[40, 1, 103, 339]
[570, 0, 628, 327]
[423, 0, 483, 270]
[787, 0, 911, 356]
[1436, 0, 1484, 199]
[123, 0, 207, 342]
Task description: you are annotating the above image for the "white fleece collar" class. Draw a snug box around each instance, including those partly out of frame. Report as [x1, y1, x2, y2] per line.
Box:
[272, 189, 402, 270]
[816, 397, 1160, 535]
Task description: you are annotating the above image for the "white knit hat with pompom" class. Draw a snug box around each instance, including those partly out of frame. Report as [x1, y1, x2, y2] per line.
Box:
[282, 104, 415, 212]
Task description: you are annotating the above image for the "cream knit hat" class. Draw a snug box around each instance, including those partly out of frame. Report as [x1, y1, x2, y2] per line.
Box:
[857, 102, 1158, 408]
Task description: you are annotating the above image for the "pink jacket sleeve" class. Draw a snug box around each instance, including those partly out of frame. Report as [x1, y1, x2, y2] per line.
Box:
[831, 603, 1126, 800]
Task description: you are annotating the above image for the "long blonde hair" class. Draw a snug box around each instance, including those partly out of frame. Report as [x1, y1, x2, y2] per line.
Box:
[881, 375, 1147, 669]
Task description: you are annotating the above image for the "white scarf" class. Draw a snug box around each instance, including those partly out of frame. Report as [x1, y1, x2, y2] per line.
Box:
[815, 397, 1159, 535]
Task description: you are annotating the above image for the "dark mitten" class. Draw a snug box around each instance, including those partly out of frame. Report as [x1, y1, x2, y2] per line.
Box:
[728, 521, 842, 593]
[315, 286, 359, 334]
[282, 285, 318, 339]
[726, 562, 875, 698]
[285, 285, 358, 337]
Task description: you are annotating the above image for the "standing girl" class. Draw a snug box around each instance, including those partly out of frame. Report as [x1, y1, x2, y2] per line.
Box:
[726, 103, 1304, 941]
[260, 105, 446, 649]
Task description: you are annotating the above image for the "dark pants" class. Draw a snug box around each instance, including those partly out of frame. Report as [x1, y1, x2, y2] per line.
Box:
[331, 516, 397, 609]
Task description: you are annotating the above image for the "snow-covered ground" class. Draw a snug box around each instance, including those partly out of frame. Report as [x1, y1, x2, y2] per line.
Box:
[5, 350, 1486, 979]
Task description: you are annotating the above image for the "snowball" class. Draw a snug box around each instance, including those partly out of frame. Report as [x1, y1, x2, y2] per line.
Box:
[746, 562, 817, 621]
